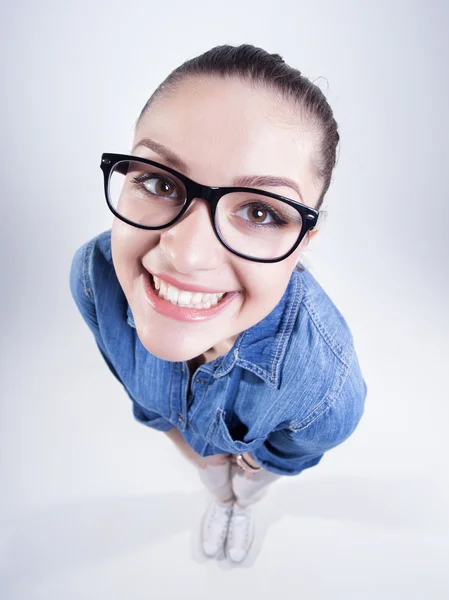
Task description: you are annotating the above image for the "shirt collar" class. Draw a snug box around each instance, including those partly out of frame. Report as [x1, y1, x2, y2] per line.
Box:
[127, 305, 136, 329]
[213, 269, 304, 389]
[127, 268, 304, 390]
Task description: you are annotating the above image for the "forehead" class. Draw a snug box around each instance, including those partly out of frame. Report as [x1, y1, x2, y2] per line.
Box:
[135, 76, 320, 206]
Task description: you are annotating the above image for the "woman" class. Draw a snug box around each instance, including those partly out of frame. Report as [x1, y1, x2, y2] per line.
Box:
[70, 44, 367, 564]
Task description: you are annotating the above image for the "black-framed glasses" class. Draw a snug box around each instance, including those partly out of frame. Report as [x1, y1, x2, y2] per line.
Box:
[100, 153, 321, 264]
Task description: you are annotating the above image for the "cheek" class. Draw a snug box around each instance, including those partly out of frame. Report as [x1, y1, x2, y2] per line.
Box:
[240, 268, 293, 314]
[111, 221, 158, 270]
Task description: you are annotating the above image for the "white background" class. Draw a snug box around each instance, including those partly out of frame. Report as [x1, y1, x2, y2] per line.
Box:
[1, 0, 448, 598]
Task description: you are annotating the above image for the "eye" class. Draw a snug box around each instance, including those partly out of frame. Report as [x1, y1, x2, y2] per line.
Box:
[235, 202, 287, 228]
[142, 175, 179, 198]
[131, 173, 180, 198]
[245, 205, 273, 224]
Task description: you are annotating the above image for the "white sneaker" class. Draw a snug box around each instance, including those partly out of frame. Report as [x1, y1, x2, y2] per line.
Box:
[201, 500, 233, 558]
[226, 505, 254, 563]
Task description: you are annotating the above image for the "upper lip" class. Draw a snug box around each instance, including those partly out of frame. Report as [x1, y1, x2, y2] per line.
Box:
[145, 269, 232, 295]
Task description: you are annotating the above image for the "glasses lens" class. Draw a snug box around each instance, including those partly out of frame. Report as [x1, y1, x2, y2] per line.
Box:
[108, 160, 187, 227]
[215, 192, 303, 260]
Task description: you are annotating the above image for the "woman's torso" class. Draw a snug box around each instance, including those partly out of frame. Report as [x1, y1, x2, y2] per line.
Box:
[70, 229, 365, 461]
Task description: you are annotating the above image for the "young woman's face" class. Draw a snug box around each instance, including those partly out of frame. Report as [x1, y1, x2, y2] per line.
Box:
[111, 76, 322, 362]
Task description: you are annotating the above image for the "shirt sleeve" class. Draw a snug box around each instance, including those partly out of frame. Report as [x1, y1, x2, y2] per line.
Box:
[69, 241, 173, 433]
[69, 242, 102, 341]
[252, 352, 367, 476]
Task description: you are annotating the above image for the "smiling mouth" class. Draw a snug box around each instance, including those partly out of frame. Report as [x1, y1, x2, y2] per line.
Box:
[149, 273, 229, 309]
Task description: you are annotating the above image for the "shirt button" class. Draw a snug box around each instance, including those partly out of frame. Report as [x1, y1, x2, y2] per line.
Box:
[196, 379, 206, 384]
[178, 414, 184, 422]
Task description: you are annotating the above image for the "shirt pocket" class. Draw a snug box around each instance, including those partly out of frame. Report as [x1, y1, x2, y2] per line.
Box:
[211, 409, 265, 454]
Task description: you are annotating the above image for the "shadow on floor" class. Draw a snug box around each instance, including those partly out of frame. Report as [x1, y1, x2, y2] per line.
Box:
[3, 475, 446, 579]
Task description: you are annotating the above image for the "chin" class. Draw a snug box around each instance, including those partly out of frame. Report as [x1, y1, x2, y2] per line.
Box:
[135, 333, 203, 362]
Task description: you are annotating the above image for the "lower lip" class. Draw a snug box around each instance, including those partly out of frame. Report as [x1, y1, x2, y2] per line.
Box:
[142, 270, 240, 322]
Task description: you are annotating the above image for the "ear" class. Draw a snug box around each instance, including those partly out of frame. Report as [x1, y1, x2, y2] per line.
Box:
[307, 228, 320, 242]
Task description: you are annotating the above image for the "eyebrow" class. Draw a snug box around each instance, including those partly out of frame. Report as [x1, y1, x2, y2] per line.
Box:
[133, 137, 303, 202]
[232, 174, 303, 202]
[133, 138, 188, 171]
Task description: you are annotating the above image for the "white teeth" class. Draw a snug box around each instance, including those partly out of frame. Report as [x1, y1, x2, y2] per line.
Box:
[151, 274, 226, 309]
[159, 280, 168, 298]
[167, 286, 179, 303]
[178, 290, 193, 305]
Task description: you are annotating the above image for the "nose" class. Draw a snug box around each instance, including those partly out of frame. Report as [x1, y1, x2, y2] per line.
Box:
[158, 198, 226, 272]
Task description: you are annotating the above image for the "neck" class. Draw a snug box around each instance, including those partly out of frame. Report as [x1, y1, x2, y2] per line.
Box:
[202, 335, 239, 364]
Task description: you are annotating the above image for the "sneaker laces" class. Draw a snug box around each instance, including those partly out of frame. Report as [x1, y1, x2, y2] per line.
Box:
[204, 502, 232, 538]
[228, 508, 252, 547]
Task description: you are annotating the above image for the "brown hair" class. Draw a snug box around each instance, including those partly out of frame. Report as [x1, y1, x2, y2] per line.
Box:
[138, 44, 340, 212]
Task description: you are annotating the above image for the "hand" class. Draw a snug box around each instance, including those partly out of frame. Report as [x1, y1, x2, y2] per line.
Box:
[241, 452, 260, 469]
[166, 428, 230, 469]
[181, 447, 231, 470]
[194, 453, 232, 470]
[232, 452, 261, 479]
[175, 438, 231, 470]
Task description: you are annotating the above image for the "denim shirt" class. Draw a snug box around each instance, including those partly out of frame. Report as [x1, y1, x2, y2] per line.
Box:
[69, 230, 367, 476]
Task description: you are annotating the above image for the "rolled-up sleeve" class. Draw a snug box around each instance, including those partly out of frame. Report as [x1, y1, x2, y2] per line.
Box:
[69, 242, 101, 340]
[252, 354, 367, 476]
[132, 402, 175, 432]
[69, 241, 173, 434]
